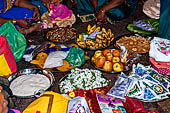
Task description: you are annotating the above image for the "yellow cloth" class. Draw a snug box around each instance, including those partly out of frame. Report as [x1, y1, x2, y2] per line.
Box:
[0, 54, 12, 78]
[23, 91, 69, 113]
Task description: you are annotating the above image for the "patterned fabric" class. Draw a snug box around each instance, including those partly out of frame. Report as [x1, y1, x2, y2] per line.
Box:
[149, 37, 170, 62]
[29, 0, 48, 15]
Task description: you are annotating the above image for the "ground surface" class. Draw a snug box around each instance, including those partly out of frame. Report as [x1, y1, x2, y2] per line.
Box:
[14, 1, 170, 113]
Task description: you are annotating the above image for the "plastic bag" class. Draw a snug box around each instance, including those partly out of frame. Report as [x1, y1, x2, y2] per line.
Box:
[65, 47, 85, 67]
[0, 35, 17, 78]
[67, 96, 91, 113]
[0, 21, 27, 62]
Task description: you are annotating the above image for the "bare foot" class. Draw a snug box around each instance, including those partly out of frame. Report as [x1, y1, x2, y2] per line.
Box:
[16, 23, 43, 35]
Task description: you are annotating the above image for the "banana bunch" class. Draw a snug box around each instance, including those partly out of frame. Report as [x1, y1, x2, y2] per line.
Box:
[87, 24, 101, 34]
[77, 24, 114, 49]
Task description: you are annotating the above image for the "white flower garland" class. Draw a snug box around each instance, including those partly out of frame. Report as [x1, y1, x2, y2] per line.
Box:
[59, 68, 109, 93]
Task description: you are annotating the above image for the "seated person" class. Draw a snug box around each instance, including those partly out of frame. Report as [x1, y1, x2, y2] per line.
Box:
[0, 0, 43, 34]
[29, 0, 48, 15]
[76, 0, 138, 24]
[0, 86, 20, 113]
[0, 86, 8, 113]
[158, 0, 170, 39]
[41, 0, 76, 28]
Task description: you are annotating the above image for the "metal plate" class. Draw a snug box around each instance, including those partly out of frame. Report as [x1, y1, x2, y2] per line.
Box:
[8, 68, 55, 98]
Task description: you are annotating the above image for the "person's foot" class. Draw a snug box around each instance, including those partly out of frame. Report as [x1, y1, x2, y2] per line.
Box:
[16, 23, 43, 35]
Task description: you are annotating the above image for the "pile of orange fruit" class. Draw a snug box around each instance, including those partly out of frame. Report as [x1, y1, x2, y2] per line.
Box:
[91, 49, 124, 72]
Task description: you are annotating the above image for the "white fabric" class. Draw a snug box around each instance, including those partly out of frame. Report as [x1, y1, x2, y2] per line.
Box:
[43, 51, 68, 68]
[149, 37, 170, 62]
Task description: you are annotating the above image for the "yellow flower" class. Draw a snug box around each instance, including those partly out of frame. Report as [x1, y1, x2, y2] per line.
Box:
[69, 91, 75, 98]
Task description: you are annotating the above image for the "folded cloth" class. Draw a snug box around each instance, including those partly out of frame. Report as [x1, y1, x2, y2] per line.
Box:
[149, 37, 170, 62]
[23, 91, 69, 113]
[150, 57, 170, 75]
[150, 58, 170, 69]
[152, 64, 170, 76]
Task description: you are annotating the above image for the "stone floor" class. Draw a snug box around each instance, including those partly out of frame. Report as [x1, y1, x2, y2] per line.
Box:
[14, 1, 170, 113]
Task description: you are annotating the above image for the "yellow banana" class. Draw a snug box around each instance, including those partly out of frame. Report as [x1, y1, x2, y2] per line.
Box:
[96, 34, 104, 40]
[107, 29, 112, 37]
[102, 28, 107, 34]
[107, 29, 111, 33]
[102, 33, 107, 39]
[87, 24, 91, 33]
[89, 24, 96, 34]
[94, 26, 101, 32]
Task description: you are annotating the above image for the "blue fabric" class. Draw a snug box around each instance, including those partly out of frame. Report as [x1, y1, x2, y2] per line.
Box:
[29, 0, 48, 15]
[8, 110, 15, 113]
[0, 0, 34, 24]
[158, 0, 170, 39]
[77, 0, 138, 23]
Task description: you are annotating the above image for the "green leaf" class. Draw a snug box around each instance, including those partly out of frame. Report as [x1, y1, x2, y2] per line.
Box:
[127, 19, 159, 35]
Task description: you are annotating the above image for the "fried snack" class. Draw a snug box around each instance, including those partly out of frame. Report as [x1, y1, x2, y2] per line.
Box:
[116, 35, 150, 53]
[46, 27, 77, 43]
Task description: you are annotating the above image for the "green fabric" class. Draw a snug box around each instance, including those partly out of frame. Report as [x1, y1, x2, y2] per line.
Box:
[158, 0, 170, 39]
[77, 0, 138, 23]
[0, 21, 27, 62]
[65, 47, 85, 67]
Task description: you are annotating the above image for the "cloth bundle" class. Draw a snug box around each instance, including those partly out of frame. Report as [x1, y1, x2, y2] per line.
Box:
[149, 37, 170, 75]
[41, 4, 76, 27]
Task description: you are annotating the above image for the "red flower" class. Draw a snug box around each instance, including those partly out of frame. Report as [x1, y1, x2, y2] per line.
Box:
[78, 89, 84, 97]
[73, 89, 78, 96]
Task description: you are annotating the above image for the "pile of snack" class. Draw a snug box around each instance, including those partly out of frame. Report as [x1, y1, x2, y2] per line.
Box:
[46, 27, 77, 43]
[77, 24, 114, 49]
[115, 35, 150, 53]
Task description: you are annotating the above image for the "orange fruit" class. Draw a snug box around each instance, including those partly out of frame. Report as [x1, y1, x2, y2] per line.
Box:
[103, 49, 111, 56]
[112, 49, 120, 57]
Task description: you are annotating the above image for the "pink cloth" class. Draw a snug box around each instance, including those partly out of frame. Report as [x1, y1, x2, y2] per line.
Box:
[10, 109, 21, 113]
[152, 64, 170, 76]
[50, 3, 72, 22]
[150, 57, 170, 69]
[150, 57, 170, 75]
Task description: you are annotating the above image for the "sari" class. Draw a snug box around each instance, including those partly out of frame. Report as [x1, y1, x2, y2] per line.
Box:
[77, 0, 138, 24]
[29, 0, 48, 15]
[157, 0, 170, 39]
[0, 0, 34, 24]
